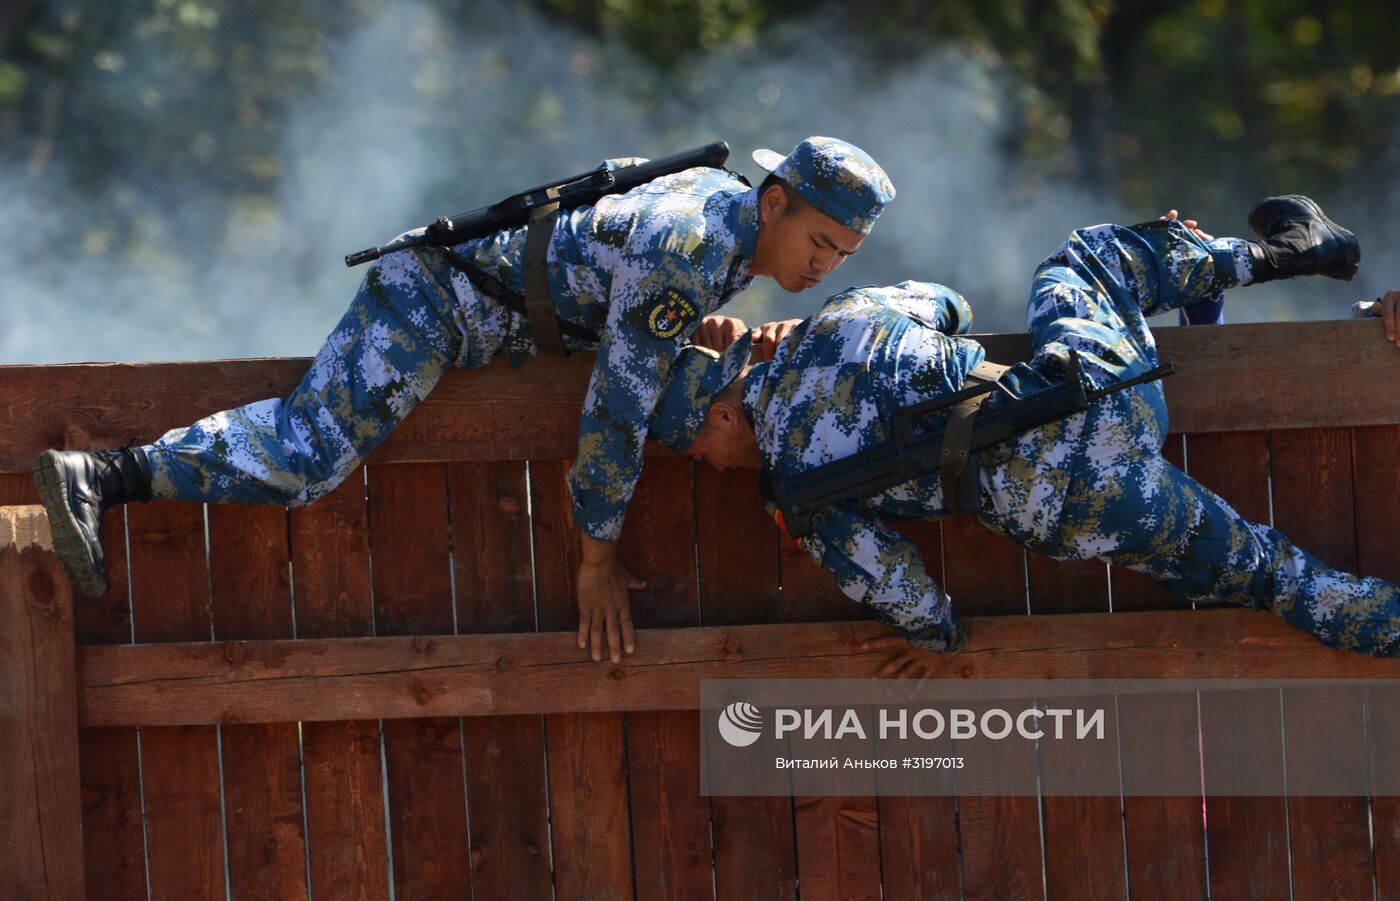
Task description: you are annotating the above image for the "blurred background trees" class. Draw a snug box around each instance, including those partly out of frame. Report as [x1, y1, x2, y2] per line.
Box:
[3, 0, 1398, 360]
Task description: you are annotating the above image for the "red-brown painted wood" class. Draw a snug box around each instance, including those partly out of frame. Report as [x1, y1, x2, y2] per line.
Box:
[620, 458, 714, 900]
[368, 463, 474, 898]
[126, 500, 226, 900]
[207, 504, 309, 900]
[696, 466, 798, 901]
[449, 461, 552, 900]
[291, 473, 392, 900]
[530, 458, 634, 900]
[1353, 425, 1400, 900]
[1269, 427, 1372, 900]
[0, 529, 85, 901]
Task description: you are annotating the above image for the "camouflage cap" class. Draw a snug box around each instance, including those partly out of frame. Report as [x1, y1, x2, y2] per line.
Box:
[648, 333, 755, 452]
[752, 136, 895, 236]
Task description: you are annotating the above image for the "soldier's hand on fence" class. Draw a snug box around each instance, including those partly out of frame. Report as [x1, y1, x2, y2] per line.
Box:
[1371, 290, 1400, 349]
[576, 539, 642, 664]
[860, 634, 943, 680]
[692, 315, 748, 353]
[1159, 209, 1214, 241]
[749, 319, 802, 362]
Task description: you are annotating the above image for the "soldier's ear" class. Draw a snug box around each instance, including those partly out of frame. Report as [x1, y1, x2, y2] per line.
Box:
[758, 184, 787, 225]
[708, 401, 739, 428]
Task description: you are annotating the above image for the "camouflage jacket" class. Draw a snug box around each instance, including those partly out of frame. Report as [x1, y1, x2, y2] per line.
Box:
[743, 283, 988, 650]
[455, 165, 759, 540]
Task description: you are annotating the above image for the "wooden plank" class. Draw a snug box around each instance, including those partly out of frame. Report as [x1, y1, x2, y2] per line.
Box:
[529, 458, 635, 901]
[207, 504, 310, 900]
[871, 520, 962, 900]
[290, 473, 392, 900]
[1353, 425, 1400, 900]
[939, 513, 1041, 901]
[1107, 434, 1200, 897]
[1027, 498, 1125, 900]
[0, 509, 85, 900]
[448, 461, 552, 901]
[80, 609, 1400, 727]
[367, 462, 474, 898]
[776, 481, 890, 899]
[1268, 427, 1373, 899]
[1200, 688, 1290, 900]
[1118, 691, 1206, 901]
[695, 466, 798, 901]
[1184, 430, 1287, 900]
[620, 458, 714, 901]
[942, 515, 1027, 618]
[0, 471, 39, 504]
[8, 319, 1400, 473]
[125, 499, 227, 900]
[67, 496, 147, 900]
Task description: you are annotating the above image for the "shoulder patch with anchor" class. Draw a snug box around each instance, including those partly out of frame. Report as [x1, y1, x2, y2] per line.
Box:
[646, 288, 698, 339]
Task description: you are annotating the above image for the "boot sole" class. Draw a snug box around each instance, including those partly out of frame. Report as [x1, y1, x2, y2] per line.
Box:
[32, 451, 109, 598]
[1251, 194, 1361, 281]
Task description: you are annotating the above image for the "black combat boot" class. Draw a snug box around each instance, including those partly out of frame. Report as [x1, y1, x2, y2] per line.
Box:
[32, 447, 153, 598]
[1246, 195, 1360, 283]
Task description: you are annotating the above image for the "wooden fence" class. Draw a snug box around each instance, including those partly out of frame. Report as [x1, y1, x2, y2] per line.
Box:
[4, 317, 1400, 900]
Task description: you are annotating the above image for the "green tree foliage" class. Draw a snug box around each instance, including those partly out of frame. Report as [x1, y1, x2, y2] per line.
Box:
[2, 0, 1397, 336]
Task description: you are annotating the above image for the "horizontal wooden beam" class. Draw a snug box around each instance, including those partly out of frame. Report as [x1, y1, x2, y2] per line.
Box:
[77, 609, 1400, 727]
[5, 319, 1398, 471]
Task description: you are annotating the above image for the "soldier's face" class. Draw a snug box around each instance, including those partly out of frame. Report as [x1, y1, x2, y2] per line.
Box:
[687, 402, 762, 471]
[752, 188, 865, 293]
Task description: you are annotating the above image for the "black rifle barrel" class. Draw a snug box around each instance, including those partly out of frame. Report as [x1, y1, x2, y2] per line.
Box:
[345, 140, 732, 267]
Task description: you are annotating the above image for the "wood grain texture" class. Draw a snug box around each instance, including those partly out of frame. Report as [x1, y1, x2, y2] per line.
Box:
[1353, 425, 1400, 901]
[695, 465, 797, 901]
[8, 319, 1399, 472]
[69, 500, 147, 900]
[79, 609, 1400, 727]
[940, 512, 1040, 901]
[1179, 430, 1287, 901]
[207, 504, 310, 901]
[621, 459, 715, 901]
[367, 463, 474, 899]
[126, 500, 226, 901]
[1030, 512, 1124, 900]
[0, 540, 85, 901]
[529, 459, 635, 901]
[290, 474, 392, 900]
[449, 461, 553, 901]
[1268, 428, 1373, 900]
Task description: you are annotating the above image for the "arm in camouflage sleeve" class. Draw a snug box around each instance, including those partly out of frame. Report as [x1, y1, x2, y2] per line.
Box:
[567, 251, 701, 540]
[796, 501, 964, 651]
[885, 281, 975, 335]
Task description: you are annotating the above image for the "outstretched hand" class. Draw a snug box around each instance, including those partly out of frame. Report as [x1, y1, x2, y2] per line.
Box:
[859, 633, 947, 679]
[692, 315, 748, 353]
[748, 319, 802, 363]
[1160, 209, 1214, 241]
[576, 535, 642, 664]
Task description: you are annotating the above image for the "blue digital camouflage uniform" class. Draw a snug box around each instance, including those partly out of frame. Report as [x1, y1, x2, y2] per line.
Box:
[733, 221, 1400, 655]
[142, 163, 758, 540]
[142, 138, 893, 542]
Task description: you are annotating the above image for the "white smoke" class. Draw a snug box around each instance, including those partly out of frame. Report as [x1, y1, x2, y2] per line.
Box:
[0, 1, 1386, 365]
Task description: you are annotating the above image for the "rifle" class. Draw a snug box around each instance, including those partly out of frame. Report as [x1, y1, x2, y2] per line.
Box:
[345, 141, 732, 267]
[768, 351, 1176, 538]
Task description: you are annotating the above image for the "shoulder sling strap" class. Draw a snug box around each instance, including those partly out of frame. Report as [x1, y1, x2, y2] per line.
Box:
[938, 360, 1009, 514]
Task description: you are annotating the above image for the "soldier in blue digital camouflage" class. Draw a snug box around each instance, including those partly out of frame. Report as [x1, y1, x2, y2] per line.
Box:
[34, 136, 895, 664]
[648, 195, 1400, 668]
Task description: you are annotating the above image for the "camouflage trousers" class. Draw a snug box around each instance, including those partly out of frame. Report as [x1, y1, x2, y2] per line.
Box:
[980, 220, 1400, 656]
[144, 248, 528, 506]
